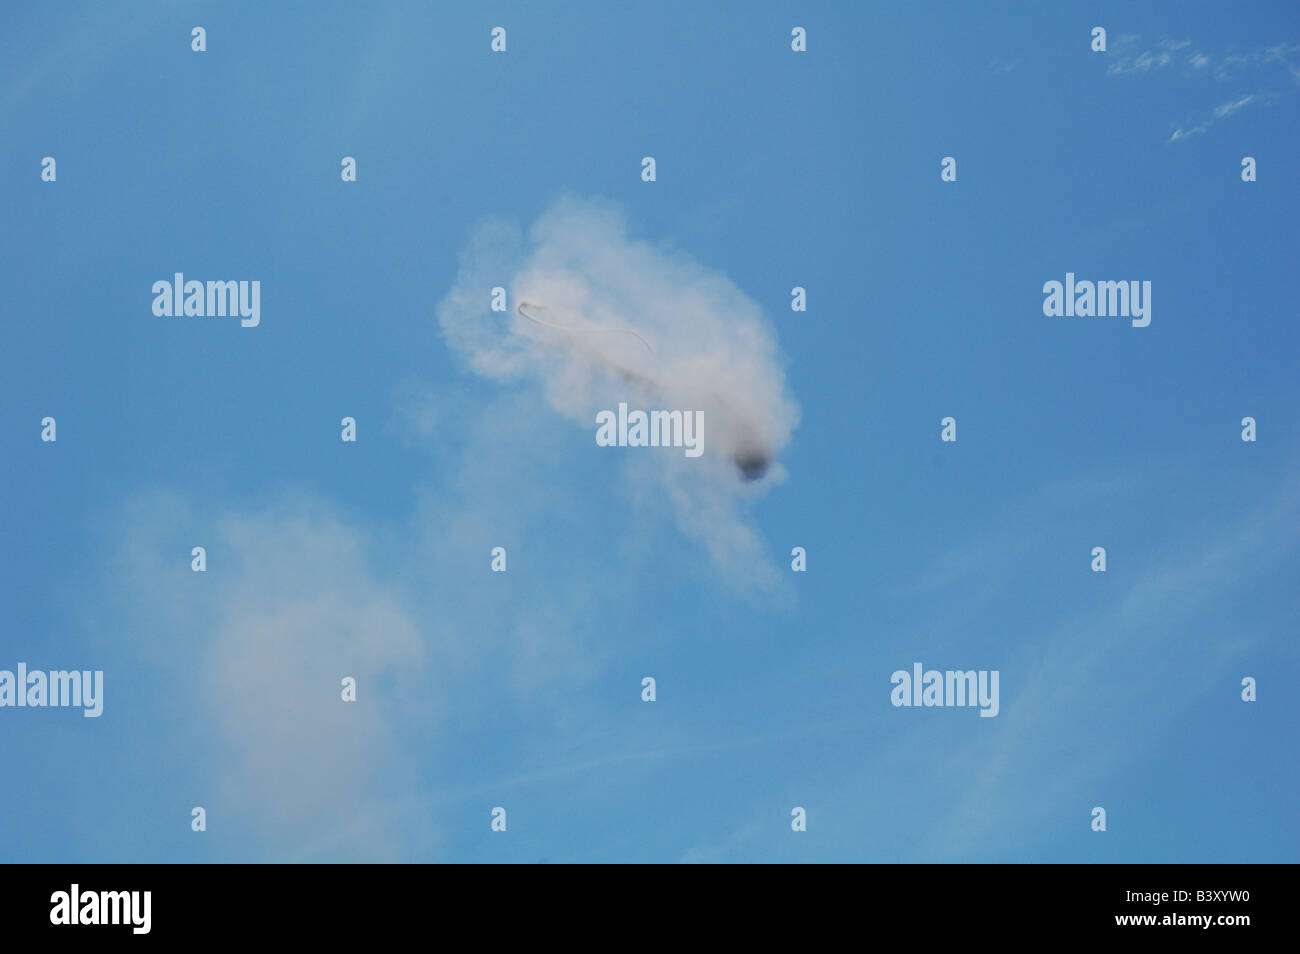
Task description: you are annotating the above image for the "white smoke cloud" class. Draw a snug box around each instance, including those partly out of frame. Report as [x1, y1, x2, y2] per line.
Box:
[106, 492, 430, 860]
[437, 196, 799, 589]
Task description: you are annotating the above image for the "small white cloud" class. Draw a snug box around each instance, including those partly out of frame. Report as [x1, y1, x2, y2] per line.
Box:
[1108, 50, 1173, 75]
[1169, 124, 1207, 143]
[1214, 93, 1256, 118]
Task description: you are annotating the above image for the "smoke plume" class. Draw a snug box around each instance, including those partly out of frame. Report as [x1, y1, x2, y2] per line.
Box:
[437, 195, 800, 589]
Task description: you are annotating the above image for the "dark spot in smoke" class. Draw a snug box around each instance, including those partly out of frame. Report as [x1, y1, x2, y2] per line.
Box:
[734, 451, 770, 481]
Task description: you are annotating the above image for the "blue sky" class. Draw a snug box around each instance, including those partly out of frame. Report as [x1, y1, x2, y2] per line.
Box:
[2, 1, 1297, 862]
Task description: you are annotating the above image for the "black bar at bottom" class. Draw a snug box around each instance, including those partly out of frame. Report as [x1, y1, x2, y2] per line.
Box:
[0, 863, 1282, 940]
